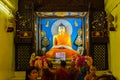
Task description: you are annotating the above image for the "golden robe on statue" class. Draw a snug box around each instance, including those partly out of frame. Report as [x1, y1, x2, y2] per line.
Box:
[46, 25, 78, 58]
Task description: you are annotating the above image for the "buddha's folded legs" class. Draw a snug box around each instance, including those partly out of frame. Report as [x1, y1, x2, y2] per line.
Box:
[46, 48, 79, 58]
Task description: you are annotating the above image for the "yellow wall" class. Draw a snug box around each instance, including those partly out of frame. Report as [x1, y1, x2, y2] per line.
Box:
[0, 11, 16, 80]
[105, 0, 120, 79]
[0, 0, 18, 80]
[0, 12, 15, 80]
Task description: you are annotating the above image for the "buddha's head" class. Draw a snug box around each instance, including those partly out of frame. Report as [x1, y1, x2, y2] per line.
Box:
[58, 23, 66, 34]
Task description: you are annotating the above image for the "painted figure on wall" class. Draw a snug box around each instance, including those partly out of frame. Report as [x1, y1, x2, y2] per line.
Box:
[46, 23, 78, 58]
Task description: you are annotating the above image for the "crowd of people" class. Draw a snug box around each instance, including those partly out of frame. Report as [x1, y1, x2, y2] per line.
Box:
[25, 55, 116, 80]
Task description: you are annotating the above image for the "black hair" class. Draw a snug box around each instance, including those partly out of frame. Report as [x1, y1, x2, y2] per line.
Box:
[48, 61, 53, 68]
[96, 74, 116, 80]
[25, 66, 39, 80]
[42, 68, 51, 77]
[60, 60, 66, 68]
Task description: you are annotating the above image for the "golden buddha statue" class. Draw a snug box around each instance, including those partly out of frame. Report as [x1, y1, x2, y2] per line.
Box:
[46, 23, 78, 58]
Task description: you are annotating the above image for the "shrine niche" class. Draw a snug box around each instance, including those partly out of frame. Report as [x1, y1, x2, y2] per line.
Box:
[34, 12, 89, 58]
[15, 0, 106, 71]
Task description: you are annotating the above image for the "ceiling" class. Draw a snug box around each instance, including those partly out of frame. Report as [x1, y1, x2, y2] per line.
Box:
[33, 0, 104, 11]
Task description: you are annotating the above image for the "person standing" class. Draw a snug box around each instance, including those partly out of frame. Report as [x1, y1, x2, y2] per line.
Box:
[25, 66, 39, 80]
[56, 60, 70, 80]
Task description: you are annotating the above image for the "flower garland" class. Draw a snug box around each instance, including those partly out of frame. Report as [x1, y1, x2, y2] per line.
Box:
[72, 55, 93, 67]
[30, 56, 49, 69]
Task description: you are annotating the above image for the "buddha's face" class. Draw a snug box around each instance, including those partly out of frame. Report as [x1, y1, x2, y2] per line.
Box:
[58, 26, 66, 34]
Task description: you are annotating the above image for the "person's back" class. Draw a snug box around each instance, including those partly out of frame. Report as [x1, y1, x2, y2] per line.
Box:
[96, 74, 116, 80]
[56, 60, 70, 80]
[41, 61, 55, 80]
[84, 66, 97, 80]
[41, 68, 55, 80]
[68, 61, 81, 80]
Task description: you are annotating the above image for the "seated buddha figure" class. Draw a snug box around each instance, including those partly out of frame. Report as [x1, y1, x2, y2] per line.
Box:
[46, 23, 78, 58]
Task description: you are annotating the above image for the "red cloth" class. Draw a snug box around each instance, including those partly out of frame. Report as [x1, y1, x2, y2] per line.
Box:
[68, 67, 81, 80]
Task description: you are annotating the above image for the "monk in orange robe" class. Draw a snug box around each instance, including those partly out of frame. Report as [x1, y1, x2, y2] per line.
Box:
[46, 24, 78, 58]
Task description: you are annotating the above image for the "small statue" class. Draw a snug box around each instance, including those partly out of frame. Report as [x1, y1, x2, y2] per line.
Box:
[77, 46, 84, 55]
[75, 36, 82, 46]
[75, 29, 83, 46]
[42, 36, 49, 47]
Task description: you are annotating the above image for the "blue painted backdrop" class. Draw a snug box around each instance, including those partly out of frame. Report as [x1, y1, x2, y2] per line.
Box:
[39, 18, 82, 52]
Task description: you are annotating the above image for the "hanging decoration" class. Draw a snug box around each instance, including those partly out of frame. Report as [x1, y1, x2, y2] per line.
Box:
[107, 14, 116, 31]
